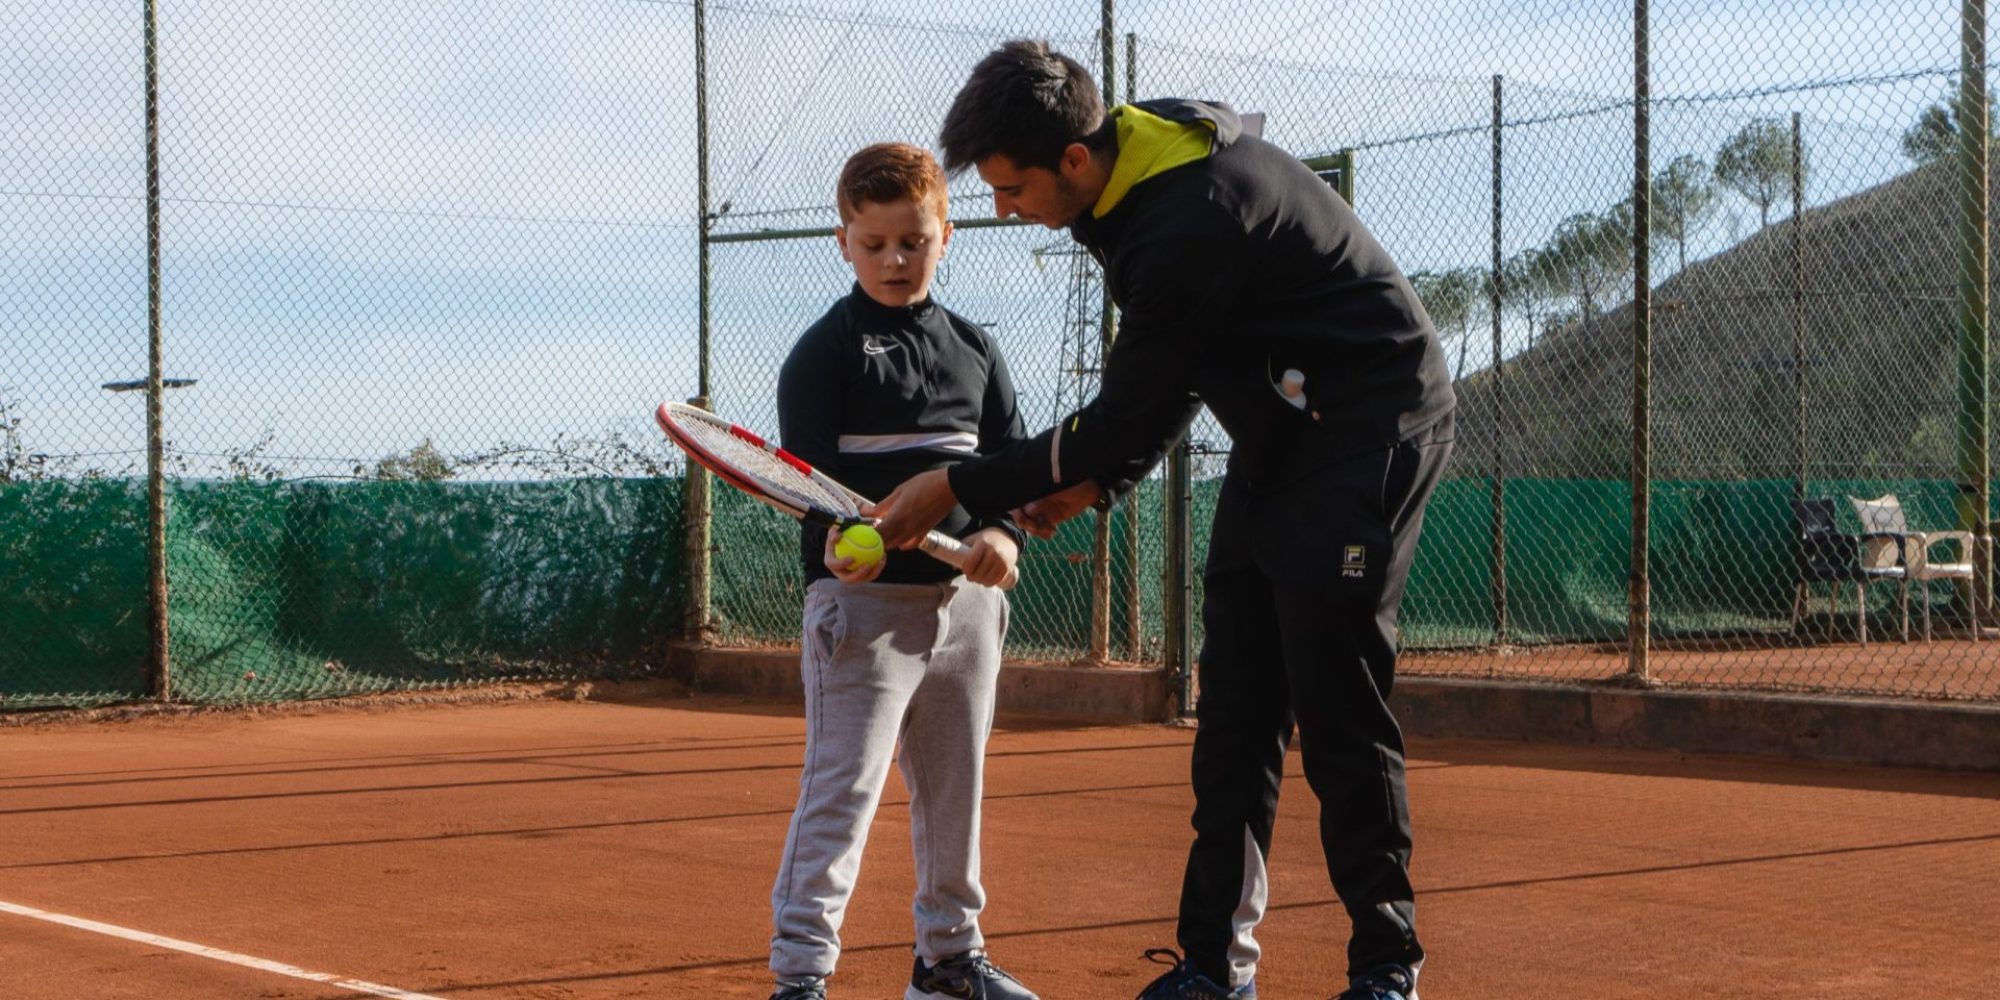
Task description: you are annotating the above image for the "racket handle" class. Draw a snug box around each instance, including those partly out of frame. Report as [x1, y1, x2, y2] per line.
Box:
[918, 530, 1020, 590]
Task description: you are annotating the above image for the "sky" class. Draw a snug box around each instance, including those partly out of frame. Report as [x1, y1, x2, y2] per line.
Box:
[1, 0, 1975, 478]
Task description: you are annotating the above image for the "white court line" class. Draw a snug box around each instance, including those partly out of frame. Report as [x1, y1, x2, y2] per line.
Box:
[0, 899, 448, 1000]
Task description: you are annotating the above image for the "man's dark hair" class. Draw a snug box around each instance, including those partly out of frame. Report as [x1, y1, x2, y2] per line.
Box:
[938, 39, 1110, 174]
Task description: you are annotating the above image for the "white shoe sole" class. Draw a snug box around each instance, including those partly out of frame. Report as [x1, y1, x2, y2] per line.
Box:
[905, 985, 1040, 1000]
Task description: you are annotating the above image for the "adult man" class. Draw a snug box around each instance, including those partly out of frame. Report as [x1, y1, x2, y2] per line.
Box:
[871, 40, 1456, 1000]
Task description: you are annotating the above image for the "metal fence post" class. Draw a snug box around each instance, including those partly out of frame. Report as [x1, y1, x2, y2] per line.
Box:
[143, 0, 170, 701]
[1490, 73, 1509, 648]
[1089, 0, 1117, 662]
[1958, 0, 1992, 628]
[1122, 28, 1143, 661]
[1628, 0, 1653, 684]
[1166, 439, 1193, 714]
[686, 0, 714, 643]
[1792, 111, 1808, 504]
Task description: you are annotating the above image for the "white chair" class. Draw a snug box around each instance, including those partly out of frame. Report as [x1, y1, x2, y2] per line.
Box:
[1848, 494, 1979, 642]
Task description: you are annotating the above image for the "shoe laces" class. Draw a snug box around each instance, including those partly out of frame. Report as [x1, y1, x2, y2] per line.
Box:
[770, 979, 827, 1000]
[1136, 949, 1242, 999]
[932, 952, 1022, 986]
[1339, 965, 1416, 1000]
[1137, 948, 1189, 993]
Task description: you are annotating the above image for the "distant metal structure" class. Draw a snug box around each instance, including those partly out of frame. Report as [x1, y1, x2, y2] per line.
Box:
[1039, 240, 1131, 661]
[1044, 243, 1107, 421]
[1302, 148, 1358, 208]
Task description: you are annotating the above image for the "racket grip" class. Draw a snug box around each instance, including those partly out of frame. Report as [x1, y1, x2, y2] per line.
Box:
[918, 530, 1020, 590]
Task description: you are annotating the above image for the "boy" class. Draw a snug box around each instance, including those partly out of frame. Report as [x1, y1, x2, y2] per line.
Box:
[874, 41, 1455, 1000]
[767, 141, 1037, 1000]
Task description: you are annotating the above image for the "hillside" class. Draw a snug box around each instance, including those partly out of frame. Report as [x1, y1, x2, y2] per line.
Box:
[1451, 159, 1998, 481]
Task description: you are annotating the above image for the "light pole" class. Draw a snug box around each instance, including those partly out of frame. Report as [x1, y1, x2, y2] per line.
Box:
[101, 378, 196, 393]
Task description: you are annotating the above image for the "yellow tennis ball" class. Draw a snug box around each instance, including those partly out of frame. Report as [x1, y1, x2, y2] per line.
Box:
[835, 524, 885, 567]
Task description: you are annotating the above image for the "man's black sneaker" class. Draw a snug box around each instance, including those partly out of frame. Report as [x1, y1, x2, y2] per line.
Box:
[1335, 964, 1418, 1000]
[906, 950, 1038, 1000]
[1132, 949, 1256, 999]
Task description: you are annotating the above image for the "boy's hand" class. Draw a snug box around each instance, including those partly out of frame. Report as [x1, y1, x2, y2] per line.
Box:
[959, 527, 1020, 589]
[823, 527, 886, 584]
[1012, 479, 1102, 540]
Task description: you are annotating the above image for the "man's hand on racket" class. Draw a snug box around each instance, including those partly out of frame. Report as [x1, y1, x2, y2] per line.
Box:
[871, 468, 959, 551]
[1013, 480, 1102, 540]
[959, 527, 1020, 589]
[823, 527, 887, 584]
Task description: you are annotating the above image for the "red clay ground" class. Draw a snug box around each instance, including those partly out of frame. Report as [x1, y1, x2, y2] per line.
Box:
[3, 689, 1998, 999]
[1410, 636, 2000, 701]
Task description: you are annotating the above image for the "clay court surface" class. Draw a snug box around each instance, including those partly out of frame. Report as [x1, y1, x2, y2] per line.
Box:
[1410, 637, 2000, 701]
[4, 687, 1998, 999]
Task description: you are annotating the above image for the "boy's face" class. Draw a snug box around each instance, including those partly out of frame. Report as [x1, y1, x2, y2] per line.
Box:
[976, 146, 1098, 229]
[837, 197, 952, 308]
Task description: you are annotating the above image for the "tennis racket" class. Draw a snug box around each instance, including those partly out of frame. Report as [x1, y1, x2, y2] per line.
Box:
[654, 401, 1018, 589]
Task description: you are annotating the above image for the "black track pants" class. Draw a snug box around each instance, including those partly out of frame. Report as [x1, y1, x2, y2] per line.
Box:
[1175, 415, 1453, 988]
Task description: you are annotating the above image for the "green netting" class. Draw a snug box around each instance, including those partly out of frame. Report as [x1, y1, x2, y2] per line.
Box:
[169, 478, 686, 703]
[0, 480, 150, 707]
[1, 478, 683, 708]
[1402, 477, 1974, 650]
[2, 473, 1989, 708]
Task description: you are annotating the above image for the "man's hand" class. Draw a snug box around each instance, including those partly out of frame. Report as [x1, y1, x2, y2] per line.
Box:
[1011, 479, 1102, 540]
[871, 468, 959, 550]
[958, 527, 1020, 589]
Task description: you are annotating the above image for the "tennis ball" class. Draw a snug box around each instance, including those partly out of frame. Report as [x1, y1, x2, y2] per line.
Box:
[835, 524, 885, 567]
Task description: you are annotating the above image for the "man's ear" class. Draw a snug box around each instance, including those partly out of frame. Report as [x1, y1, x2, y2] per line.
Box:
[1059, 141, 1095, 178]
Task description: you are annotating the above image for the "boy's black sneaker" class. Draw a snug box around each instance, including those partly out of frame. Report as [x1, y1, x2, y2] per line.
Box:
[906, 950, 1038, 1000]
[1335, 964, 1418, 1000]
[770, 977, 828, 1000]
[1133, 949, 1257, 999]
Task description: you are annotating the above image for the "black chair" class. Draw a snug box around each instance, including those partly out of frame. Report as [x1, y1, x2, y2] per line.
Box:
[1790, 497, 1908, 644]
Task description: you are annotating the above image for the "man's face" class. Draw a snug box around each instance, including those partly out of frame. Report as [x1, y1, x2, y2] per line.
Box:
[976, 151, 1092, 229]
[836, 198, 952, 308]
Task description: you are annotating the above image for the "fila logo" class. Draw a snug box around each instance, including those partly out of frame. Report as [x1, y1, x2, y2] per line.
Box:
[1343, 545, 1367, 578]
[862, 336, 900, 356]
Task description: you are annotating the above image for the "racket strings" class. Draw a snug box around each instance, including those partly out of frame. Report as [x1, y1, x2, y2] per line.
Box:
[678, 415, 855, 515]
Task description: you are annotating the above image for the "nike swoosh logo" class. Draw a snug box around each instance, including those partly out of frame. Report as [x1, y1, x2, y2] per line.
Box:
[862, 338, 899, 355]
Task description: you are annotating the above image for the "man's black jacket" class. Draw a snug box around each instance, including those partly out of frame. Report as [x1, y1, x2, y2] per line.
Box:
[949, 98, 1456, 513]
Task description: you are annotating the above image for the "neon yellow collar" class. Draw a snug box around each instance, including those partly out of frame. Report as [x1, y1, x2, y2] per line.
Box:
[1092, 105, 1217, 218]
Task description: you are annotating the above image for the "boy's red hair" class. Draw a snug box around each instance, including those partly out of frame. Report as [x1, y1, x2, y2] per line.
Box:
[837, 142, 950, 223]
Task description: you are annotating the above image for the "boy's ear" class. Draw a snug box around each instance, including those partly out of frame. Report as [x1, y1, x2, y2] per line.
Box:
[939, 219, 954, 252]
[834, 223, 851, 261]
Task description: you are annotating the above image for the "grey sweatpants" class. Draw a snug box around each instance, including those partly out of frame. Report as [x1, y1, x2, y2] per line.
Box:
[769, 577, 1009, 982]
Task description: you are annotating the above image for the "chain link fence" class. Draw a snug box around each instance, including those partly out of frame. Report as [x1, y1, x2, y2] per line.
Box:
[7, 0, 2000, 709]
[6, 0, 700, 706]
